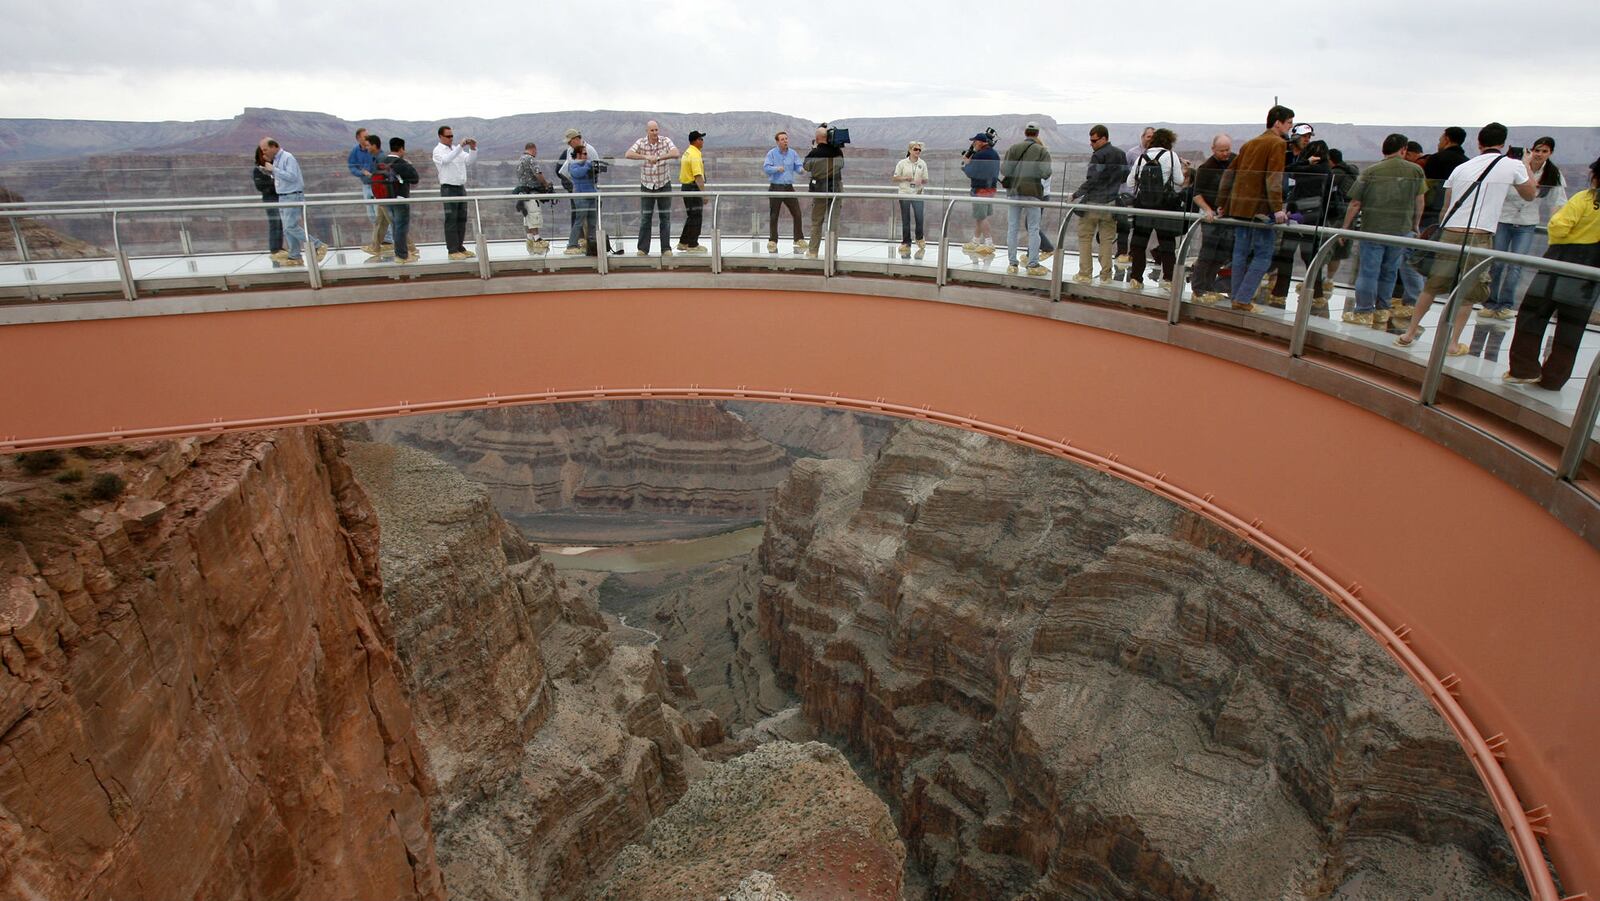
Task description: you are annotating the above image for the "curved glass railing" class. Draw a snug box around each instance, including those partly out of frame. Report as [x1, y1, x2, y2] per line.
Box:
[1, 181, 1597, 901]
[1, 186, 1596, 489]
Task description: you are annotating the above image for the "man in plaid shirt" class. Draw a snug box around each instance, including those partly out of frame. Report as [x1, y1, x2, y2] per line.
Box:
[625, 120, 681, 255]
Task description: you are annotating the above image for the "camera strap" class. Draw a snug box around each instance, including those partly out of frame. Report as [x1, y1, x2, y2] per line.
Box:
[1437, 154, 1505, 232]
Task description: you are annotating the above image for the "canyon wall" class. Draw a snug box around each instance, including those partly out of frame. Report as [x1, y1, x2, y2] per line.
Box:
[0, 430, 443, 901]
[756, 423, 1525, 900]
[346, 440, 708, 901]
[367, 402, 791, 524]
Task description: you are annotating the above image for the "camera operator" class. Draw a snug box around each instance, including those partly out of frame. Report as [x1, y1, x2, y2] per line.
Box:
[557, 128, 615, 254]
[803, 125, 845, 259]
[433, 125, 478, 260]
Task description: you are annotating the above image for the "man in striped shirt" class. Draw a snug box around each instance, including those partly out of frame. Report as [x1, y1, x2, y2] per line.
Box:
[625, 121, 681, 255]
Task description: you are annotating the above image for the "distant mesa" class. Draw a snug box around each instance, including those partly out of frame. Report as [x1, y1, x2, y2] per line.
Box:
[3, 107, 1597, 163]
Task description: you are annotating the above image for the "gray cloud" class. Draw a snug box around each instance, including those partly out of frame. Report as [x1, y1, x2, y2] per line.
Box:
[3, 0, 1598, 126]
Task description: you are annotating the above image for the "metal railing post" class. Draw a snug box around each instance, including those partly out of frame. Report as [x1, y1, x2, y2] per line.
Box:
[9, 218, 30, 263]
[178, 220, 194, 257]
[331, 219, 344, 252]
[1419, 256, 1494, 405]
[111, 211, 137, 301]
[302, 198, 322, 290]
[1048, 203, 1076, 302]
[473, 199, 491, 279]
[1168, 217, 1206, 324]
[936, 199, 955, 287]
[1558, 352, 1600, 481]
[711, 193, 722, 274]
[1288, 233, 1343, 357]
[824, 197, 840, 278]
[595, 194, 608, 276]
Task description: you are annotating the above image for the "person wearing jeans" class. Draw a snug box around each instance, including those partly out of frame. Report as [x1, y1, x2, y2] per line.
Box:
[625, 121, 680, 255]
[1339, 133, 1427, 325]
[258, 138, 325, 265]
[1485, 137, 1566, 318]
[252, 145, 282, 256]
[1000, 123, 1052, 275]
[1216, 105, 1295, 311]
[892, 141, 928, 258]
[565, 150, 599, 255]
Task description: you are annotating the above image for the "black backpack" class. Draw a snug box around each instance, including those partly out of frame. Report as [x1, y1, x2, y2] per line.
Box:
[1133, 150, 1178, 210]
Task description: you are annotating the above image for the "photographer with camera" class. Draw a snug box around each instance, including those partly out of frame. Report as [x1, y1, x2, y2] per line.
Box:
[433, 125, 478, 260]
[803, 125, 846, 259]
[557, 128, 614, 255]
[960, 131, 1000, 254]
[514, 142, 554, 254]
[1393, 122, 1537, 355]
[564, 143, 601, 257]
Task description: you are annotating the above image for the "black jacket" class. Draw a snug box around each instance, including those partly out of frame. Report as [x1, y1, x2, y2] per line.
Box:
[252, 166, 276, 199]
[804, 143, 844, 193]
[1423, 144, 1468, 218]
[1073, 143, 1127, 204]
[1287, 155, 1333, 224]
[381, 154, 420, 197]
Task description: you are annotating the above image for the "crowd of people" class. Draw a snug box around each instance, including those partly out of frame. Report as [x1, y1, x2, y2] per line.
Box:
[252, 107, 1600, 390]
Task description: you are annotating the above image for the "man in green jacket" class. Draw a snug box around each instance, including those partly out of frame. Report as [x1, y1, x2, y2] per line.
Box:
[1001, 123, 1053, 276]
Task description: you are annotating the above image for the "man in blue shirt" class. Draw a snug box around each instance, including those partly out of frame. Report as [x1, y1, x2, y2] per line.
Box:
[258, 137, 326, 266]
[347, 127, 390, 244]
[762, 131, 805, 253]
[960, 133, 1000, 253]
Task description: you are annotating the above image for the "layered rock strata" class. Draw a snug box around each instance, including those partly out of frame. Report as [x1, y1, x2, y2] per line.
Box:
[346, 441, 705, 901]
[0, 430, 443, 900]
[596, 741, 905, 901]
[723, 402, 896, 462]
[757, 423, 1525, 899]
[367, 402, 791, 522]
[602, 551, 790, 732]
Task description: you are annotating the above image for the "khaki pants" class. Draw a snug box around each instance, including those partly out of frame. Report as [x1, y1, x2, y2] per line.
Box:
[370, 205, 391, 250]
[809, 197, 832, 254]
[1077, 210, 1116, 277]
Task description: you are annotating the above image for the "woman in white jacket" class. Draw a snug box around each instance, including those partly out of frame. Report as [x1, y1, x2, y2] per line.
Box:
[893, 141, 930, 258]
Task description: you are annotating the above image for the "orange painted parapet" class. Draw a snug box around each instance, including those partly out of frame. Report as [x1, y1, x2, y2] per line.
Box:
[1, 288, 1596, 899]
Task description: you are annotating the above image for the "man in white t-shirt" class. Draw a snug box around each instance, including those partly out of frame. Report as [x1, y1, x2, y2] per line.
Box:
[1394, 122, 1536, 355]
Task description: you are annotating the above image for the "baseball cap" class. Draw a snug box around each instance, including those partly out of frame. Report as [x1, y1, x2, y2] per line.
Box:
[564, 128, 581, 140]
[1290, 123, 1314, 138]
[969, 132, 991, 143]
[1025, 122, 1040, 132]
[688, 130, 707, 142]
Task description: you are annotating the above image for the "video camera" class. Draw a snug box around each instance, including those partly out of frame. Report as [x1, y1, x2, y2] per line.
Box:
[822, 123, 851, 147]
[1507, 146, 1525, 160]
[962, 127, 998, 160]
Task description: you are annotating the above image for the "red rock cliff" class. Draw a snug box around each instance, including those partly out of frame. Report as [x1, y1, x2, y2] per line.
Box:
[0, 429, 444, 900]
[757, 423, 1524, 900]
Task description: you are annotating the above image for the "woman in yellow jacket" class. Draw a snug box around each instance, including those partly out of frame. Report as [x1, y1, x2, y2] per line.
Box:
[1506, 157, 1600, 389]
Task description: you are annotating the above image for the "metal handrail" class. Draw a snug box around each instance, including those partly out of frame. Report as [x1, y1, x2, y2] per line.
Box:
[5, 190, 1591, 284]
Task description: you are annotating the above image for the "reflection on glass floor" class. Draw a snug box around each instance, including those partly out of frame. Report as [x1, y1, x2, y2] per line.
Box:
[2, 235, 1593, 432]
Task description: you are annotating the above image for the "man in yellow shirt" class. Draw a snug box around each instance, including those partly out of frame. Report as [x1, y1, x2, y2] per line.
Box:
[677, 130, 708, 253]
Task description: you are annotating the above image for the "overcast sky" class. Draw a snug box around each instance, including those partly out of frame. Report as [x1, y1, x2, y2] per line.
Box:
[4, 1, 1597, 126]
